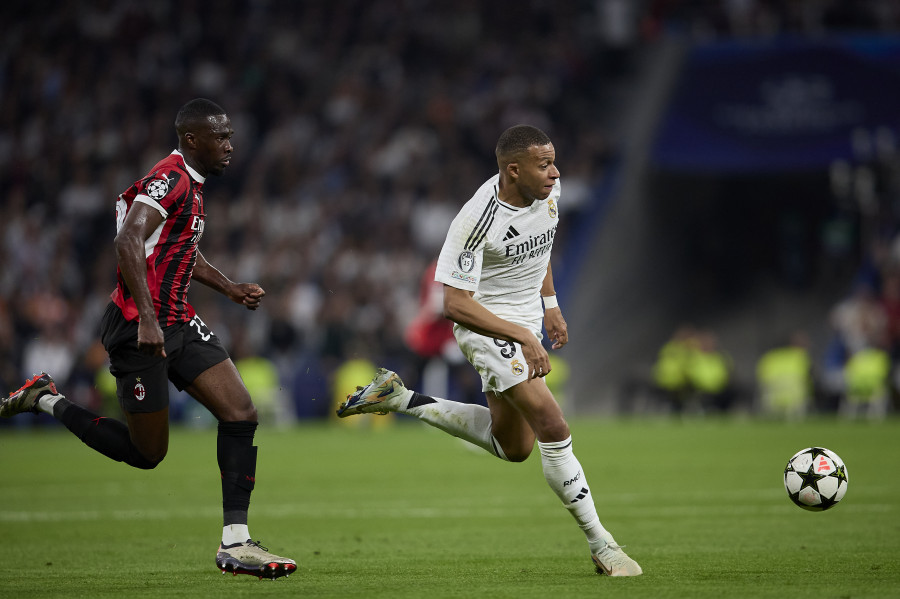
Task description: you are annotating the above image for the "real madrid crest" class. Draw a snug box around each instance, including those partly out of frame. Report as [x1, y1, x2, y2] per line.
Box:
[511, 359, 525, 376]
[548, 199, 557, 218]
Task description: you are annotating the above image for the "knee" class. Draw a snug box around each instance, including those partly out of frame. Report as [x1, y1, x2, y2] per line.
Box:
[220, 395, 258, 423]
[132, 447, 166, 470]
[535, 418, 570, 443]
[505, 448, 533, 463]
[140, 456, 165, 470]
[228, 404, 257, 423]
[500, 441, 534, 463]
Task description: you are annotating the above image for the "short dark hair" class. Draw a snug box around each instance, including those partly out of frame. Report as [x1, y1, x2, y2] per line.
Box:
[175, 98, 226, 134]
[495, 125, 552, 162]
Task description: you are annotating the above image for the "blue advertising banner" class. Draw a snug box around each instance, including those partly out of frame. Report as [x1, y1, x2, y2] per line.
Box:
[652, 36, 900, 172]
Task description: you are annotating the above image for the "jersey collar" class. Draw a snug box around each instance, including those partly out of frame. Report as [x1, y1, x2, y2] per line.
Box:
[172, 150, 206, 184]
[494, 185, 521, 211]
[495, 184, 548, 212]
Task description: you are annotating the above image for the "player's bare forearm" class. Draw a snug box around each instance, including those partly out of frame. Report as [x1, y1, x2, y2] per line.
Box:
[442, 285, 551, 378]
[191, 251, 233, 293]
[539, 263, 567, 349]
[442, 286, 525, 343]
[540, 262, 556, 297]
[193, 252, 266, 310]
[538, 262, 568, 349]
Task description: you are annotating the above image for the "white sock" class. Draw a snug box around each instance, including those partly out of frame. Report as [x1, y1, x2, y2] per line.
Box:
[222, 524, 250, 546]
[36, 393, 63, 415]
[538, 436, 613, 553]
[401, 392, 508, 460]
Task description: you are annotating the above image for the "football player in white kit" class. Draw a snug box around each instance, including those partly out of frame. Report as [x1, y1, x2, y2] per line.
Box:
[338, 125, 641, 577]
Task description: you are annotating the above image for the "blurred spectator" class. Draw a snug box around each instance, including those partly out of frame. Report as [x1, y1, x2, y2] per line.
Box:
[20, 294, 76, 389]
[651, 324, 698, 412]
[755, 331, 813, 420]
[684, 330, 734, 413]
[405, 262, 457, 365]
[651, 326, 734, 414]
[822, 281, 889, 406]
[829, 281, 888, 356]
[405, 261, 461, 399]
[842, 346, 891, 419]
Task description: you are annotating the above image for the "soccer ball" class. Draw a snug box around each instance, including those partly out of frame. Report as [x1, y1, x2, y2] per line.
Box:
[783, 447, 848, 511]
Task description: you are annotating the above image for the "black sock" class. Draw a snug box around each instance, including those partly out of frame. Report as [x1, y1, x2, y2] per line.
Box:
[218, 420, 258, 526]
[54, 399, 160, 470]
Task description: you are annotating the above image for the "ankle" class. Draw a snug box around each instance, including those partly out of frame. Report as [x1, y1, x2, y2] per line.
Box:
[37, 392, 65, 416]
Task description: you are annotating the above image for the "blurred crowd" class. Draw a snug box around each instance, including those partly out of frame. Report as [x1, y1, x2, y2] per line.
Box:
[1, 0, 628, 424]
[2, 0, 899, 425]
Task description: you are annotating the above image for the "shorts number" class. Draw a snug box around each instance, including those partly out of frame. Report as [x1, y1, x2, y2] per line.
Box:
[190, 315, 213, 341]
[493, 339, 517, 359]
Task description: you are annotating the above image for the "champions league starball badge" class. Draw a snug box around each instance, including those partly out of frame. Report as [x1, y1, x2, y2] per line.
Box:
[146, 178, 170, 200]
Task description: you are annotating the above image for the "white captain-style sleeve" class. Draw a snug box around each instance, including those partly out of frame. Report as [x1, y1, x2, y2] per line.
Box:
[434, 190, 498, 291]
[434, 205, 482, 291]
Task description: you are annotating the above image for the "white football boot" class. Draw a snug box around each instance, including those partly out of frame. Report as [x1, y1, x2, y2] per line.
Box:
[216, 540, 297, 579]
[592, 542, 643, 577]
[336, 368, 409, 417]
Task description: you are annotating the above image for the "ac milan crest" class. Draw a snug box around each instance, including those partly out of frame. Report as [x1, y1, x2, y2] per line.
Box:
[134, 378, 146, 401]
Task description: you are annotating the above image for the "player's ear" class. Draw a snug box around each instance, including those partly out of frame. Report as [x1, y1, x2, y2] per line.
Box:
[506, 161, 519, 181]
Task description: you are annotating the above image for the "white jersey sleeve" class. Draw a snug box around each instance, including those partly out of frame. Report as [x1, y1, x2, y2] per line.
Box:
[434, 177, 497, 293]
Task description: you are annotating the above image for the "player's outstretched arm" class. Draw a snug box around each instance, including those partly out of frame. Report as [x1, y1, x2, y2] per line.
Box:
[192, 251, 266, 310]
[442, 285, 551, 379]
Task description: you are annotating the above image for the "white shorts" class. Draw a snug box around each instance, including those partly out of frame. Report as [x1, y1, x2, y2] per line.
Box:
[453, 325, 543, 393]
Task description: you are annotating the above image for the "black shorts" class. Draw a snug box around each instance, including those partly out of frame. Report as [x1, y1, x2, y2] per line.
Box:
[100, 302, 230, 414]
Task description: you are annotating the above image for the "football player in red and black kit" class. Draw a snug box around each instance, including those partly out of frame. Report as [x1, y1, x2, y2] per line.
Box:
[0, 99, 296, 579]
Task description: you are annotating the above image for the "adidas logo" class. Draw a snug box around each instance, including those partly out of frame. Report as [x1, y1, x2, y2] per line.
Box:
[503, 226, 520, 241]
[569, 487, 590, 503]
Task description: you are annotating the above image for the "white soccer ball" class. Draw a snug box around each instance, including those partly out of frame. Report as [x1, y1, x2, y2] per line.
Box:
[783, 447, 848, 511]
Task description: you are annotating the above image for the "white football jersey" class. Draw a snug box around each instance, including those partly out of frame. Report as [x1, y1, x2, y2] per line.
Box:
[435, 173, 561, 332]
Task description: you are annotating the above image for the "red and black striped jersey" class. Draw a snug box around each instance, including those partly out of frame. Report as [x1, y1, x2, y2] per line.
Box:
[111, 150, 206, 326]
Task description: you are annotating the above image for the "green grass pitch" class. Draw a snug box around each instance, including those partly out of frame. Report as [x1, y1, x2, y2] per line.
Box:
[1, 415, 899, 598]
